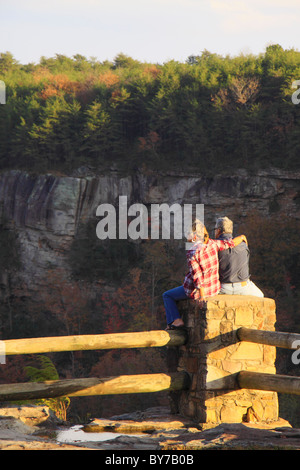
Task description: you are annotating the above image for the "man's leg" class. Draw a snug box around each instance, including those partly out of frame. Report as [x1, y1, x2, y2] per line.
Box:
[239, 280, 264, 297]
[163, 286, 188, 326]
[221, 280, 264, 297]
[219, 283, 235, 295]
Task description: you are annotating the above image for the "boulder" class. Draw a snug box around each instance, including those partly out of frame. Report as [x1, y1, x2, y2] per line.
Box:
[0, 404, 59, 427]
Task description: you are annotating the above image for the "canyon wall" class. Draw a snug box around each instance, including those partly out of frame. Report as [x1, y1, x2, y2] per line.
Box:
[0, 167, 299, 296]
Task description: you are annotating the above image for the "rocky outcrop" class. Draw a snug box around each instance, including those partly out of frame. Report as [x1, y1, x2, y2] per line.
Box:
[0, 404, 57, 427]
[0, 405, 81, 450]
[1, 168, 299, 227]
[0, 405, 299, 450]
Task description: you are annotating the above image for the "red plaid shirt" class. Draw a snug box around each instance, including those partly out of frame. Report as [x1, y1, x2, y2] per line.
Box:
[183, 238, 235, 299]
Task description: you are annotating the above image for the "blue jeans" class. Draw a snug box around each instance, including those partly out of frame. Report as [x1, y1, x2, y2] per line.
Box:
[220, 280, 264, 297]
[163, 286, 188, 325]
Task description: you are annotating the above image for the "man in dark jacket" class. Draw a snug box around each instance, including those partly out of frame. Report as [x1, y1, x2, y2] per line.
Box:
[214, 216, 264, 297]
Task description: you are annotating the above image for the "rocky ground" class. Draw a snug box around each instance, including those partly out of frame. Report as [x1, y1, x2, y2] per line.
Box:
[1, 405, 300, 450]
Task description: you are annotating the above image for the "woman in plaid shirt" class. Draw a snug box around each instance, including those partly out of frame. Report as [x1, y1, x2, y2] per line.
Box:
[163, 220, 247, 330]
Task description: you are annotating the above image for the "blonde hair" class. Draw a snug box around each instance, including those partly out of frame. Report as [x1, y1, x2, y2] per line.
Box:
[188, 219, 208, 242]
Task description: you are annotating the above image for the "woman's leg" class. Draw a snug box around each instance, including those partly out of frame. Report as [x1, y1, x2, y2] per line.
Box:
[163, 286, 188, 326]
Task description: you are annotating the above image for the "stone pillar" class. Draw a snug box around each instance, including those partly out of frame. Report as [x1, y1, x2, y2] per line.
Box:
[170, 295, 278, 427]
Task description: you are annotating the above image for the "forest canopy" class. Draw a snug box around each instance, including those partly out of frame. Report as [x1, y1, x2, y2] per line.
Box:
[1, 45, 300, 174]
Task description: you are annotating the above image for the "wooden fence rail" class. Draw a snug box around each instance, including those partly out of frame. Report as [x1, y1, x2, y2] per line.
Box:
[237, 371, 300, 396]
[237, 327, 300, 350]
[235, 328, 300, 397]
[0, 372, 190, 402]
[0, 330, 189, 402]
[1, 326, 300, 402]
[2, 329, 187, 356]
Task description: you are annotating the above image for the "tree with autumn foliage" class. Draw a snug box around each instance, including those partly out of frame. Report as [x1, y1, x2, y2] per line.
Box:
[140, 240, 182, 329]
[41, 269, 92, 376]
[43, 269, 90, 336]
[99, 267, 152, 333]
[96, 240, 182, 333]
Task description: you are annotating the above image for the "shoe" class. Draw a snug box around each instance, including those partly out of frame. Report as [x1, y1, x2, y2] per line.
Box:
[165, 324, 186, 331]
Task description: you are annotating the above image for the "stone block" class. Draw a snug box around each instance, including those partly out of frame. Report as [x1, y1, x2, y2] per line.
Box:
[220, 320, 233, 335]
[208, 348, 228, 360]
[235, 306, 254, 326]
[206, 309, 225, 320]
[222, 359, 243, 374]
[226, 308, 235, 320]
[205, 408, 218, 424]
[263, 345, 276, 365]
[220, 404, 247, 423]
[204, 320, 222, 339]
[230, 342, 263, 361]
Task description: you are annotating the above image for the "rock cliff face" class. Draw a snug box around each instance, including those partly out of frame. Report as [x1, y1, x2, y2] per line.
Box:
[0, 168, 299, 295]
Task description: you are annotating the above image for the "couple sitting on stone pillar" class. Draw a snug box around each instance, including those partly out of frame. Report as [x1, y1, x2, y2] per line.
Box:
[163, 216, 263, 330]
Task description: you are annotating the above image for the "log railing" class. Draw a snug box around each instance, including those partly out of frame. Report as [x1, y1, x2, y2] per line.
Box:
[1, 326, 300, 402]
[0, 329, 189, 401]
[0, 372, 189, 402]
[237, 371, 300, 396]
[237, 327, 300, 350]
[2, 329, 187, 356]
[235, 327, 300, 396]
